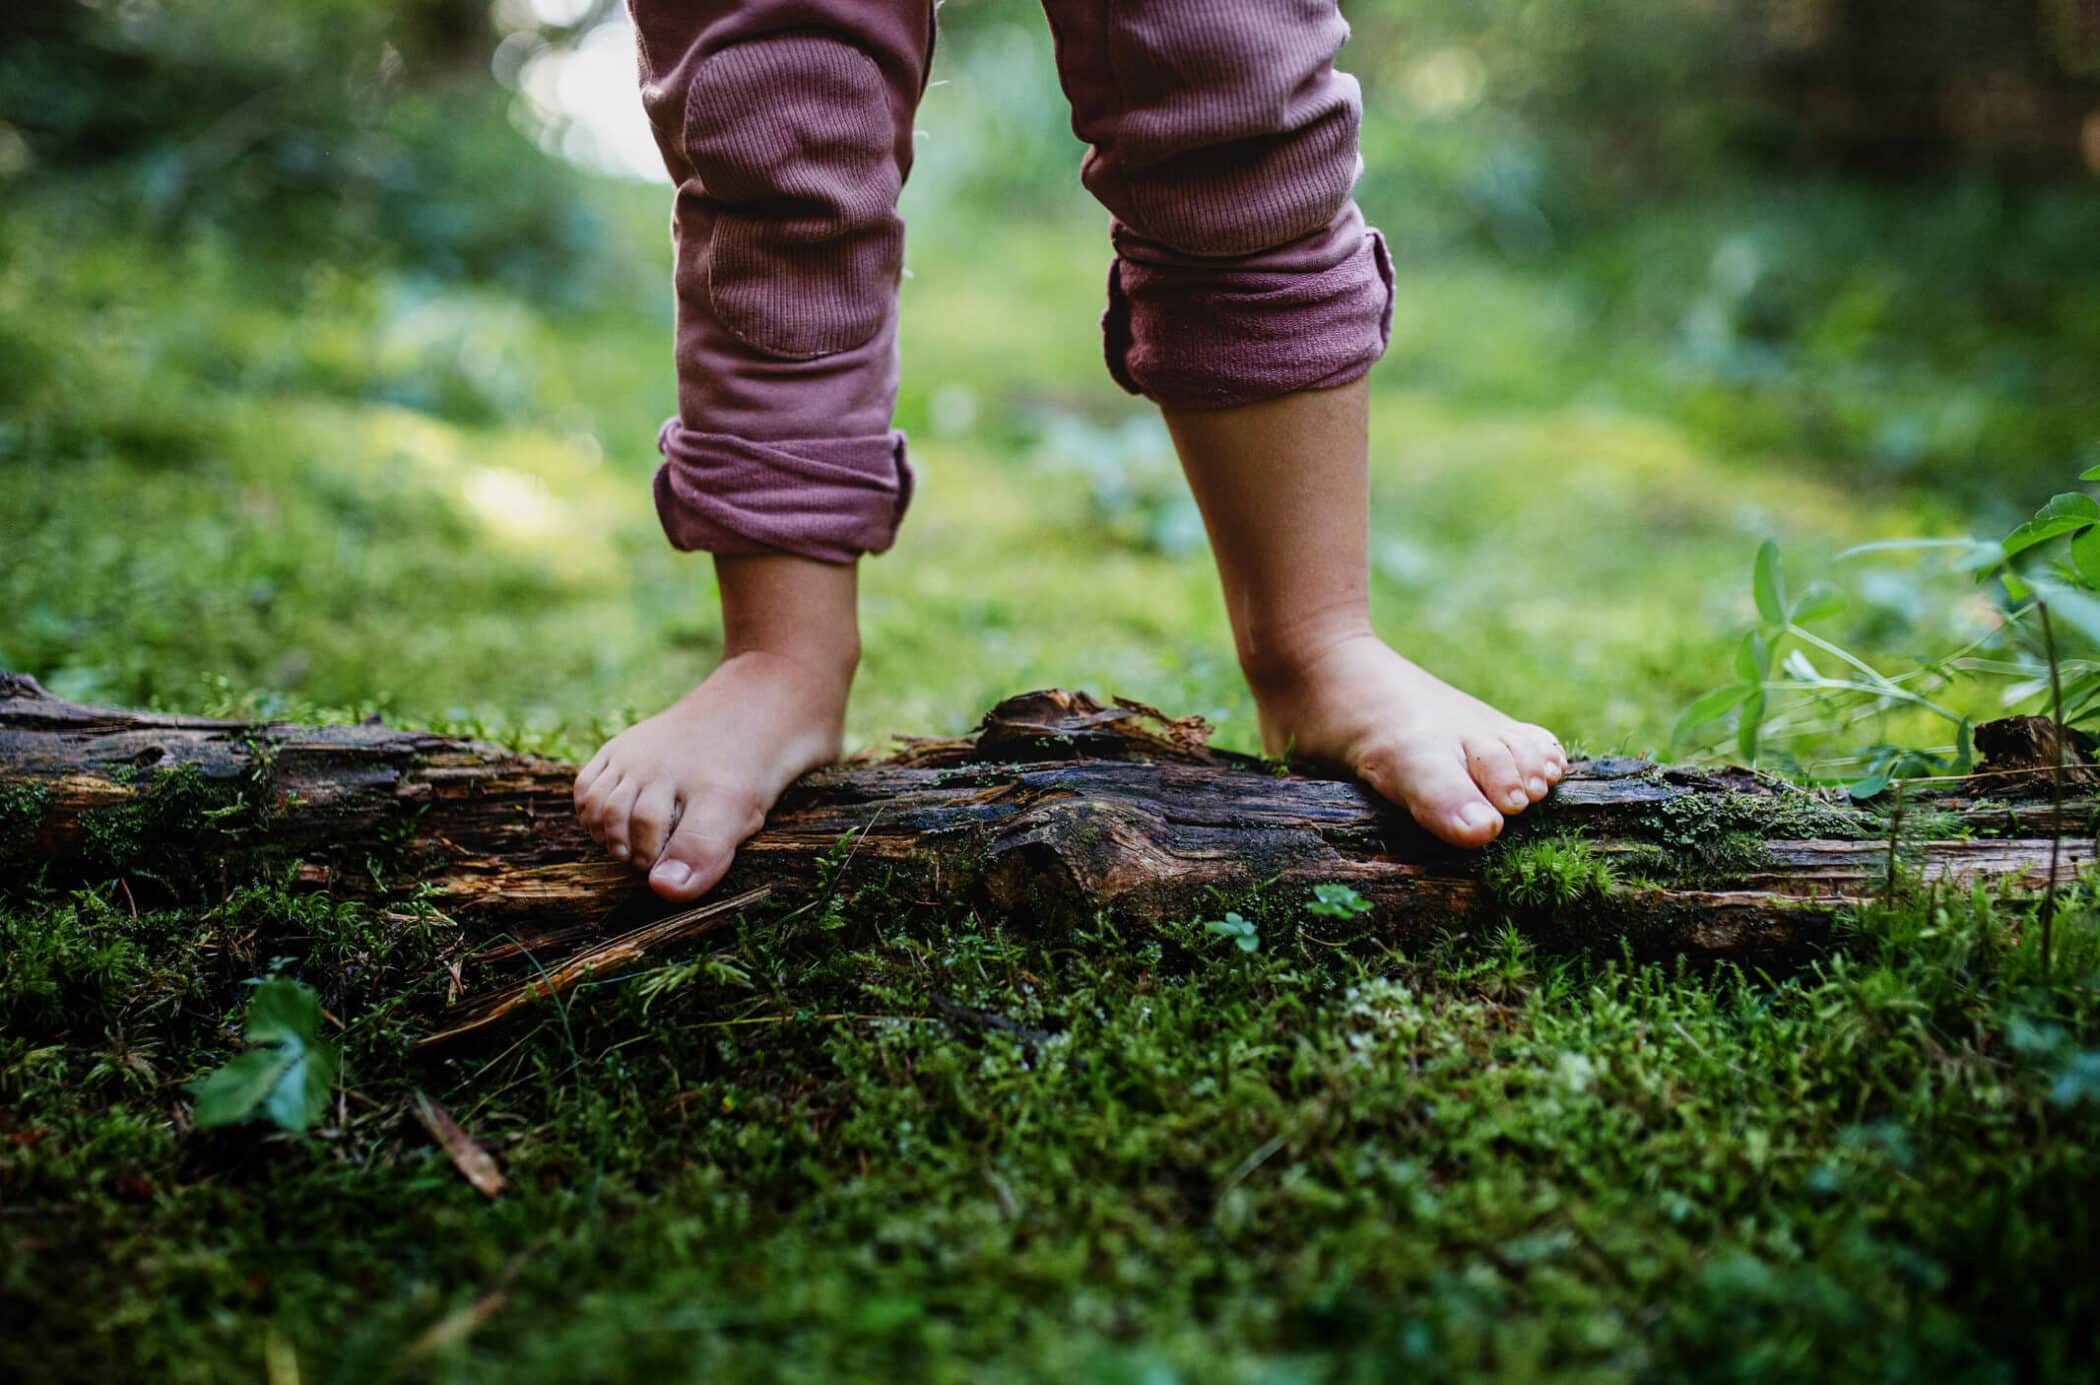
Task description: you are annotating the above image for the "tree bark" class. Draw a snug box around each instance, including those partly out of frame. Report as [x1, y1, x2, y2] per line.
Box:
[2, 673, 2088, 970]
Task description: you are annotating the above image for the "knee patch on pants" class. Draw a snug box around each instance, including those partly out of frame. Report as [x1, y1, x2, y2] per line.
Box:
[683, 34, 904, 359]
[1093, 3, 1362, 257]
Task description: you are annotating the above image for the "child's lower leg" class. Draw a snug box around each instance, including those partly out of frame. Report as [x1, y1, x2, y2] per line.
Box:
[1164, 379, 1565, 847]
[585, 1, 929, 901]
[574, 553, 859, 901]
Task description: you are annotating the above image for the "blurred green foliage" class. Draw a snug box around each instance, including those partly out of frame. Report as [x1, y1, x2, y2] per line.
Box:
[920, 0, 2100, 506]
[0, 0, 600, 289]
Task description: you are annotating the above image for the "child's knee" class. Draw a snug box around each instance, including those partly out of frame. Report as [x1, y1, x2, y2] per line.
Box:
[680, 33, 906, 360]
[1087, 4, 1362, 258]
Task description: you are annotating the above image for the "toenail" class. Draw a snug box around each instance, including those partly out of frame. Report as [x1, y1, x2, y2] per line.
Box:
[1503, 787, 1528, 811]
[610, 844, 628, 861]
[1527, 777, 1547, 798]
[652, 861, 693, 888]
[1459, 803, 1499, 833]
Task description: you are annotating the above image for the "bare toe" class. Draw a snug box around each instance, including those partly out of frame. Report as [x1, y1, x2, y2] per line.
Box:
[629, 780, 679, 870]
[1522, 725, 1567, 783]
[573, 748, 612, 812]
[1504, 733, 1553, 803]
[1464, 738, 1531, 816]
[578, 771, 625, 847]
[1363, 740, 1504, 848]
[647, 792, 760, 903]
[600, 778, 644, 862]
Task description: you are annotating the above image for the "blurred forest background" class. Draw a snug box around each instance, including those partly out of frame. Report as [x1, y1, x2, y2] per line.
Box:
[3, 0, 2099, 753]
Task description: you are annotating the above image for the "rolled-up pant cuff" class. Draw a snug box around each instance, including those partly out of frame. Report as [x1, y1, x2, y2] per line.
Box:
[652, 419, 914, 564]
[1104, 224, 1395, 411]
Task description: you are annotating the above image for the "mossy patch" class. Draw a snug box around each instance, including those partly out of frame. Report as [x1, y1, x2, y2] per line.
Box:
[1483, 835, 1622, 914]
[1477, 835, 1637, 949]
[76, 758, 272, 889]
[1625, 786, 1866, 886]
[0, 781, 52, 870]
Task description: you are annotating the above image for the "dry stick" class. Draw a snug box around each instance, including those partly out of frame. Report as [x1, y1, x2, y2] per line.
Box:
[2038, 600, 2066, 975]
[416, 886, 773, 1046]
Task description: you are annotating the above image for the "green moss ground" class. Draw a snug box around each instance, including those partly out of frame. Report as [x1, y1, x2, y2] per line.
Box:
[5, 866, 2098, 1381]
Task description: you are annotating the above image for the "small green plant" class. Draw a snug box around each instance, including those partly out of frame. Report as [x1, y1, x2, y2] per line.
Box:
[1675, 538, 1974, 792]
[1482, 837, 1620, 912]
[186, 977, 339, 1133]
[1305, 883, 1374, 919]
[1677, 467, 2100, 794]
[1203, 911, 1260, 952]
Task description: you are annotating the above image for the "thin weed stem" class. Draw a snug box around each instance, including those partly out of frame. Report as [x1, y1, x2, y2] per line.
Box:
[2038, 600, 2065, 976]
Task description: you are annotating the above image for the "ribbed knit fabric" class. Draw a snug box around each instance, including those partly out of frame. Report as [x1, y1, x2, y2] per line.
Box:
[1105, 213, 1394, 410]
[631, 1, 933, 564]
[1045, 0, 1388, 410]
[654, 420, 914, 562]
[1046, 0, 1363, 258]
[683, 36, 904, 359]
[628, 0, 1391, 560]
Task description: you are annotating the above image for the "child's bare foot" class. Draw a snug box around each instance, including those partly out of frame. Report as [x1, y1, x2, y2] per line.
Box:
[1249, 633, 1566, 848]
[573, 649, 853, 902]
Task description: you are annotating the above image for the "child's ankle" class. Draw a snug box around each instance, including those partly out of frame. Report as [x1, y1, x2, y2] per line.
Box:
[710, 552, 862, 700]
[1235, 613, 1376, 703]
[719, 637, 860, 698]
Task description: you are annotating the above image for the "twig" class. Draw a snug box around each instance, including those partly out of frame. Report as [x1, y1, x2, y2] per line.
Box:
[2038, 601, 2066, 974]
[416, 887, 772, 1046]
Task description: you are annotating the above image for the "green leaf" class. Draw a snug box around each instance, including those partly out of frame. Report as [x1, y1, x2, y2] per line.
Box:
[1847, 773, 1891, 801]
[2033, 580, 2100, 652]
[2041, 492, 2098, 520]
[186, 978, 338, 1133]
[1752, 540, 1786, 627]
[188, 1048, 297, 1128]
[1735, 687, 1765, 765]
[1673, 683, 1752, 742]
[2071, 525, 2100, 590]
[1734, 630, 1770, 685]
[1788, 582, 1845, 624]
[1204, 912, 1258, 952]
[2082, 463, 2100, 482]
[2059, 673, 2100, 722]
[1307, 883, 1373, 918]
[1781, 649, 1821, 682]
[266, 1038, 338, 1131]
[1999, 494, 2100, 562]
[243, 975, 325, 1048]
[2000, 519, 2093, 562]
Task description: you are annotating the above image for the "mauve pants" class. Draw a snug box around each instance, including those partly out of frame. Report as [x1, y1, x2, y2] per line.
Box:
[630, 0, 1393, 564]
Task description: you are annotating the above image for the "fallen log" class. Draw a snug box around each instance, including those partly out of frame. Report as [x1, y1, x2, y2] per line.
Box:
[2, 673, 2091, 975]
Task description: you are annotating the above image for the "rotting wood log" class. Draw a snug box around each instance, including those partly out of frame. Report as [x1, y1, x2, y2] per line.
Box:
[3, 672, 2093, 975]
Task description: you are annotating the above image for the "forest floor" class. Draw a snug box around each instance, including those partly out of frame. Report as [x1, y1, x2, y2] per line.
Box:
[4, 171, 2099, 1381]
